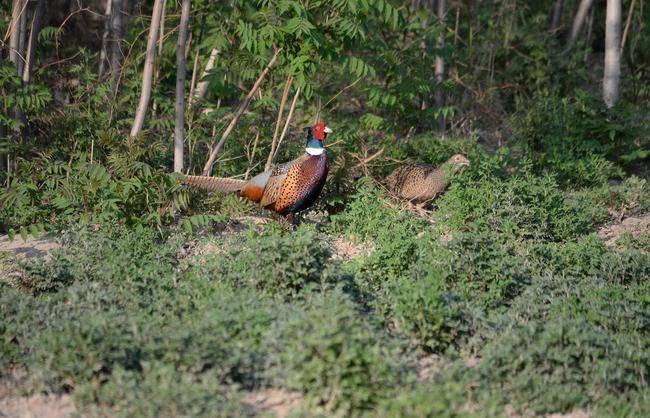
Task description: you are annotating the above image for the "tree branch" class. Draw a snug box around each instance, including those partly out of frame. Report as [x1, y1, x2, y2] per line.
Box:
[201, 48, 281, 175]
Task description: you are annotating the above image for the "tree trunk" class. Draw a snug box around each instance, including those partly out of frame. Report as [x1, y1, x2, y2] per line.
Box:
[550, 0, 564, 31]
[158, 0, 166, 56]
[129, 0, 165, 139]
[189, 48, 218, 108]
[6, 0, 24, 184]
[99, 0, 112, 77]
[152, 0, 167, 113]
[202, 49, 281, 176]
[435, 0, 446, 131]
[568, 0, 595, 46]
[604, 0, 622, 107]
[9, 0, 23, 72]
[23, 0, 45, 84]
[109, 0, 124, 97]
[17, 1, 27, 78]
[174, 0, 191, 173]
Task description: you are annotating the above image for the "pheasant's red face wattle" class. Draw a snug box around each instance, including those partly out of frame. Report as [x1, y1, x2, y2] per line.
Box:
[313, 122, 326, 140]
[311, 122, 332, 141]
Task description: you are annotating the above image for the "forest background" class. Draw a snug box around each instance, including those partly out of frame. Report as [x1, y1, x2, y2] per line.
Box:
[1, 1, 649, 417]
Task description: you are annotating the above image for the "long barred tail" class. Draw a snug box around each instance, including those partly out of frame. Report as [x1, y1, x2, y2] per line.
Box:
[184, 175, 247, 193]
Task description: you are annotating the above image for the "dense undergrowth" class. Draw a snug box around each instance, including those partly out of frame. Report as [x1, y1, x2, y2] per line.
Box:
[2, 147, 648, 416]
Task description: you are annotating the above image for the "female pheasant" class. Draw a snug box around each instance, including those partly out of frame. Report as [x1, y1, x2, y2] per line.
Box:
[185, 122, 332, 220]
[385, 154, 469, 203]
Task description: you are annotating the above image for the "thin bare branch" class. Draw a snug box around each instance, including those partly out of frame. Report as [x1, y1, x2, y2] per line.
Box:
[201, 49, 282, 175]
[621, 0, 637, 53]
[265, 75, 293, 171]
[272, 85, 301, 163]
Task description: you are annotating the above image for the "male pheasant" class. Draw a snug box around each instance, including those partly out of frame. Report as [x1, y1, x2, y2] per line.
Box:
[185, 122, 332, 220]
[385, 154, 469, 203]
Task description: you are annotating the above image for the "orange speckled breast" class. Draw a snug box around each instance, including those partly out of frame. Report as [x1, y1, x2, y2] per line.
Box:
[274, 152, 328, 215]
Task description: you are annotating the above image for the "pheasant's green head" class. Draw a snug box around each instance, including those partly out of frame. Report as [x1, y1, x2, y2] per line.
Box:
[304, 121, 332, 152]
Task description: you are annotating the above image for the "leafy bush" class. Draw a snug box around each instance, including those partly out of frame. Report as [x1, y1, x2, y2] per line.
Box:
[529, 234, 610, 278]
[475, 318, 648, 414]
[18, 285, 274, 393]
[2, 225, 276, 394]
[413, 231, 531, 309]
[529, 235, 650, 286]
[190, 224, 336, 299]
[74, 362, 248, 417]
[381, 275, 472, 352]
[266, 290, 413, 416]
[435, 174, 608, 241]
[330, 179, 426, 283]
[0, 150, 189, 235]
[574, 176, 650, 218]
[13, 223, 180, 295]
[596, 391, 650, 418]
[374, 379, 493, 418]
[513, 90, 648, 186]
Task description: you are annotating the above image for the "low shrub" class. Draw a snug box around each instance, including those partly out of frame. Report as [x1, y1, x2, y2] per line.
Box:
[74, 362, 248, 417]
[381, 275, 473, 352]
[13, 223, 181, 295]
[435, 174, 608, 241]
[374, 379, 494, 418]
[413, 231, 531, 309]
[191, 224, 335, 299]
[330, 179, 426, 284]
[596, 391, 650, 418]
[573, 176, 650, 218]
[513, 90, 647, 186]
[266, 290, 413, 416]
[475, 318, 648, 414]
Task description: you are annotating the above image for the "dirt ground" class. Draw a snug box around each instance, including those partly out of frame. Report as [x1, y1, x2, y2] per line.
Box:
[0, 235, 59, 260]
[597, 213, 650, 248]
[243, 389, 303, 418]
[0, 372, 75, 418]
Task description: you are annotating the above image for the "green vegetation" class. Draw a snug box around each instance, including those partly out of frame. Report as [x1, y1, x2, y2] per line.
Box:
[1, 0, 650, 417]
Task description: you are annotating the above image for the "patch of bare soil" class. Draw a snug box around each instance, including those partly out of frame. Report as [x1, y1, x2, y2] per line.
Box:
[0, 235, 59, 260]
[178, 216, 271, 260]
[0, 373, 76, 418]
[500, 405, 592, 418]
[597, 213, 650, 248]
[243, 388, 303, 418]
[416, 354, 442, 382]
[546, 410, 592, 418]
[328, 235, 376, 260]
[0, 235, 60, 278]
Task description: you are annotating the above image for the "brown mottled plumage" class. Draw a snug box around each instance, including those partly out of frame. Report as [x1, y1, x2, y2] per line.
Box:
[385, 154, 470, 203]
[184, 122, 331, 218]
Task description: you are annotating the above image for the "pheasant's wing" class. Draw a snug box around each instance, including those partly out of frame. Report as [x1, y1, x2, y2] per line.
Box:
[388, 164, 435, 200]
[239, 169, 271, 202]
[259, 154, 309, 208]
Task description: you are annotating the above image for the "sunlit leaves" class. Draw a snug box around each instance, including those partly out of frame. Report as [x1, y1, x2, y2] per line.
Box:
[283, 17, 316, 36]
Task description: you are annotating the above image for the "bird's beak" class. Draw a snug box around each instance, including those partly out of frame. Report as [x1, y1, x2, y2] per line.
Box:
[324, 126, 333, 133]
